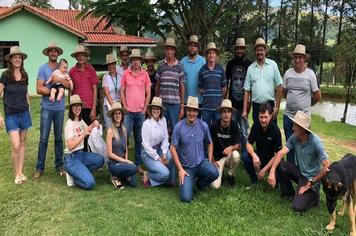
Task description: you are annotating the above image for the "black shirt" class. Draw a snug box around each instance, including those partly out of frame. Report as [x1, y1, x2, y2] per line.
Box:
[0, 71, 29, 116]
[226, 56, 252, 109]
[248, 121, 282, 166]
[149, 71, 156, 102]
[211, 119, 240, 161]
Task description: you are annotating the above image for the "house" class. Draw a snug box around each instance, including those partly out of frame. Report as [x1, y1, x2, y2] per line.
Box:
[0, 4, 156, 94]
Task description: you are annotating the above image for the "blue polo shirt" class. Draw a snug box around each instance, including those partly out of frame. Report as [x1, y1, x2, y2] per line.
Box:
[171, 118, 212, 168]
[37, 63, 65, 110]
[286, 133, 328, 179]
[244, 58, 282, 104]
[181, 55, 206, 104]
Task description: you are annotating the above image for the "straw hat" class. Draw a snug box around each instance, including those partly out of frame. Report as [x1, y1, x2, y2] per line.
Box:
[254, 38, 268, 49]
[145, 49, 156, 61]
[184, 96, 200, 110]
[147, 97, 166, 110]
[188, 35, 199, 45]
[5, 46, 27, 61]
[71, 45, 89, 58]
[164, 37, 176, 48]
[129, 49, 142, 59]
[120, 46, 129, 54]
[66, 94, 83, 109]
[289, 44, 310, 59]
[217, 99, 237, 113]
[107, 102, 127, 117]
[205, 42, 219, 54]
[235, 38, 246, 47]
[105, 53, 118, 65]
[288, 111, 312, 133]
[42, 41, 63, 56]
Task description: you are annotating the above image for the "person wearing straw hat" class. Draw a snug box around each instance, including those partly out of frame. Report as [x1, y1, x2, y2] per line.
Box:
[198, 42, 227, 128]
[106, 102, 138, 189]
[282, 44, 321, 165]
[170, 96, 219, 203]
[155, 37, 185, 132]
[181, 35, 206, 105]
[34, 41, 70, 179]
[268, 111, 330, 213]
[141, 97, 177, 187]
[120, 49, 151, 174]
[243, 37, 283, 125]
[116, 45, 130, 80]
[144, 49, 157, 103]
[63, 95, 105, 190]
[210, 99, 241, 188]
[0, 46, 32, 184]
[102, 53, 121, 129]
[69, 45, 99, 151]
[226, 38, 252, 150]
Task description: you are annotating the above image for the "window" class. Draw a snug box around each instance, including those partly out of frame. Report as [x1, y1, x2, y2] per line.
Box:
[0, 41, 19, 69]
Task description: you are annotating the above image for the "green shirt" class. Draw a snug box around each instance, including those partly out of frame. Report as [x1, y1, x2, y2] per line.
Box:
[244, 58, 282, 103]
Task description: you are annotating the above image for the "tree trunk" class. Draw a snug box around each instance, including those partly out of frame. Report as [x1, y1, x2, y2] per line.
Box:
[341, 60, 356, 123]
[310, 0, 314, 47]
[295, 0, 299, 44]
[319, 0, 329, 84]
[277, 0, 284, 62]
[337, 0, 345, 45]
[265, 0, 269, 43]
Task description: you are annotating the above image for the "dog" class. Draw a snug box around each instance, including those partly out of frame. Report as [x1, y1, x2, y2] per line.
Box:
[322, 153, 356, 236]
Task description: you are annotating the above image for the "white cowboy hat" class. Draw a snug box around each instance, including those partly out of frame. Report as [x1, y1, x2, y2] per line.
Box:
[288, 111, 312, 133]
[66, 95, 83, 109]
[235, 38, 246, 47]
[129, 49, 142, 59]
[254, 38, 269, 50]
[145, 49, 156, 61]
[5, 46, 27, 61]
[184, 96, 201, 110]
[71, 45, 89, 58]
[119, 46, 129, 53]
[107, 102, 127, 117]
[188, 35, 199, 45]
[147, 97, 166, 111]
[205, 42, 219, 54]
[289, 44, 310, 59]
[105, 53, 118, 65]
[164, 37, 176, 48]
[217, 99, 237, 113]
[42, 41, 63, 56]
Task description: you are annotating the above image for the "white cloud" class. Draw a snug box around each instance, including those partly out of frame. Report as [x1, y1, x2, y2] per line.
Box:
[0, 0, 69, 9]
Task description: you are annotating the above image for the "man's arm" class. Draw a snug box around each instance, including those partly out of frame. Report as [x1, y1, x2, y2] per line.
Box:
[143, 84, 151, 114]
[273, 85, 282, 120]
[242, 90, 251, 118]
[311, 90, 321, 106]
[36, 80, 50, 96]
[170, 144, 189, 186]
[90, 85, 97, 121]
[298, 159, 330, 195]
[268, 146, 290, 188]
[207, 142, 213, 162]
[120, 85, 127, 109]
[179, 81, 185, 118]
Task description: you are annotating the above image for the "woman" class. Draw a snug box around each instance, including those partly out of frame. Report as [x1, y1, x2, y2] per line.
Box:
[106, 102, 137, 189]
[0, 46, 31, 185]
[63, 95, 104, 190]
[141, 97, 176, 187]
[103, 54, 121, 129]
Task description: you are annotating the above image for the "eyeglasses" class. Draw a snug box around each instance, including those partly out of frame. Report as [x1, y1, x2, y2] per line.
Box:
[151, 107, 161, 111]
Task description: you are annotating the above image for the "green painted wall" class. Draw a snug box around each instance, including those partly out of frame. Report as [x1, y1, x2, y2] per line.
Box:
[0, 10, 78, 95]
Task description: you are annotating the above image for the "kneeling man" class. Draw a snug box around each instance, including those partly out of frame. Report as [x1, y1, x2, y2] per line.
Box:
[171, 96, 219, 203]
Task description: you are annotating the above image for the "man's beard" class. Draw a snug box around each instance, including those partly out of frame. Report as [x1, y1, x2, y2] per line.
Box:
[188, 51, 197, 57]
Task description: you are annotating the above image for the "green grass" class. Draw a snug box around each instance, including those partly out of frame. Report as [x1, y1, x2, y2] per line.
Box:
[320, 86, 356, 103]
[0, 97, 355, 235]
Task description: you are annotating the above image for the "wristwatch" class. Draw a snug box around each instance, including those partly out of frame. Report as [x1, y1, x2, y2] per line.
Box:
[308, 178, 315, 186]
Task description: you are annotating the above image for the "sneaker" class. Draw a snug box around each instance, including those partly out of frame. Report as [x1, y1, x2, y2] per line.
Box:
[33, 170, 43, 179]
[142, 171, 150, 187]
[66, 173, 75, 187]
[227, 176, 236, 187]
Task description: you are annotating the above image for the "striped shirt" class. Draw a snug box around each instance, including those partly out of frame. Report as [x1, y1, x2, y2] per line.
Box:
[155, 59, 184, 104]
[198, 63, 227, 110]
[69, 63, 98, 109]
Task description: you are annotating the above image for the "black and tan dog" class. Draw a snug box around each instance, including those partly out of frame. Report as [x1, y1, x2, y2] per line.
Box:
[322, 153, 356, 236]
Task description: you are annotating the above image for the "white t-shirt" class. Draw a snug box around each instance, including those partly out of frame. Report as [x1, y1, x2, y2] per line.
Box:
[64, 119, 88, 154]
[102, 73, 121, 106]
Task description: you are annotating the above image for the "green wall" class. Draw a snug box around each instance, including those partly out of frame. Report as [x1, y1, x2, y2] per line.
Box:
[0, 10, 78, 94]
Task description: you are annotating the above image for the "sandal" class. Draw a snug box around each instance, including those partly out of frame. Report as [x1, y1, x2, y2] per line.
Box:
[141, 171, 150, 187]
[20, 174, 28, 182]
[111, 176, 124, 189]
[14, 176, 23, 185]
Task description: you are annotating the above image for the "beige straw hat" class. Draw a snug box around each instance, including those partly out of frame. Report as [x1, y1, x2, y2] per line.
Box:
[42, 41, 63, 56]
[289, 44, 310, 59]
[5, 46, 27, 61]
[145, 49, 156, 61]
[254, 38, 269, 50]
[217, 99, 237, 113]
[235, 38, 246, 47]
[205, 42, 219, 54]
[184, 96, 200, 110]
[107, 102, 127, 117]
[164, 37, 176, 48]
[105, 53, 118, 65]
[129, 49, 142, 59]
[188, 35, 199, 45]
[71, 45, 89, 58]
[147, 97, 166, 110]
[120, 46, 129, 53]
[66, 95, 83, 109]
[288, 111, 312, 133]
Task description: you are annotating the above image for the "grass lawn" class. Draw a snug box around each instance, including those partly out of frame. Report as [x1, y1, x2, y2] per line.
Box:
[0, 97, 355, 235]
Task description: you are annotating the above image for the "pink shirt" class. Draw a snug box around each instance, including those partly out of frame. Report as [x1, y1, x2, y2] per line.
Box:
[121, 67, 151, 112]
[69, 63, 98, 109]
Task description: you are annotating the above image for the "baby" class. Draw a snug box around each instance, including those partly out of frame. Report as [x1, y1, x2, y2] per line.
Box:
[46, 59, 73, 102]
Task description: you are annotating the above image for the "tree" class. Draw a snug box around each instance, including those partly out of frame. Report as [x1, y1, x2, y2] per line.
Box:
[319, 0, 330, 84]
[13, 0, 52, 8]
[68, 0, 91, 10]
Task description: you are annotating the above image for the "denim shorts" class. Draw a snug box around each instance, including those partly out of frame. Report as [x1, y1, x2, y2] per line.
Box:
[5, 110, 32, 133]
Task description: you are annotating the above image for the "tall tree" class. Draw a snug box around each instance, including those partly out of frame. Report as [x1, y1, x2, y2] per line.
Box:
[13, 0, 52, 8]
[295, 0, 299, 44]
[265, 0, 269, 43]
[319, 0, 329, 84]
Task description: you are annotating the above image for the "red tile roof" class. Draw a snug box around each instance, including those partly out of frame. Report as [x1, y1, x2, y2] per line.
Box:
[0, 4, 156, 45]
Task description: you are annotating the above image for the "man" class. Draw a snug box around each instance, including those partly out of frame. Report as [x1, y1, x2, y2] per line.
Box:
[117, 45, 130, 79]
[34, 41, 70, 178]
[226, 38, 252, 148]
[145, 49, 157, 103]
[282, 44, 321, 164]
[155, 37, 185, 131]
[171, 96, 219, 203]
[210, 99, 240, 188]
[243, 38, 283, 125]
[181, 35, 206, 105]
[241, 103, 283, 188]
[69, 45, 98, 151]
[198, 42, 227, 128]
[268, 111, 330, 213]
[121, 49, 151, 172]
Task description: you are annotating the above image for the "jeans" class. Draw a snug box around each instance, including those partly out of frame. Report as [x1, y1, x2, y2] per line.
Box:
[64, 150, 104, 190]
[36, 108, 64, 172]
[141, 148, 177, 187]
[201, 110, 220, 129]
[124, 112, 145, 165]
[5, 109, 32, 133]
[180, 159, 219, 203]
[163, 103, 180, 131]
[233, 109, 249, 146]
[252, 101, 277, 125]
[283, 114, 295, 165]
[107, 161, 138, 187]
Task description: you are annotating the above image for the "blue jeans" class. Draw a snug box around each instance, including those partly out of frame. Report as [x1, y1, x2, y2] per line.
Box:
[64, 150, 104, 190]
[201, 110, 220, 129]
[141, 148, 177, 187]
[107, 161, 138, 187]
[233, 109, 249, 146]
[283, 114, 295, 165]
[162, 103, 180, 131]
[124, 112, 145, 165]
[103, 105, 112, 129]
[180, 159, 219, 203]
[36, 108, 64, 172]
[241, 149, 257, 184]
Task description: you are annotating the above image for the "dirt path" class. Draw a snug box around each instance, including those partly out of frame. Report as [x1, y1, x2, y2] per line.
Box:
[320, 134, 356, 153]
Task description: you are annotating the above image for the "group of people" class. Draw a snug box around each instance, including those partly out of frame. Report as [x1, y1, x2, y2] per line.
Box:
[0, 36, 330, 213]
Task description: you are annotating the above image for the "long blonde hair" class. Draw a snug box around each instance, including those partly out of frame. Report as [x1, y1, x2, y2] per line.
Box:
[111, 115, 126, 142]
